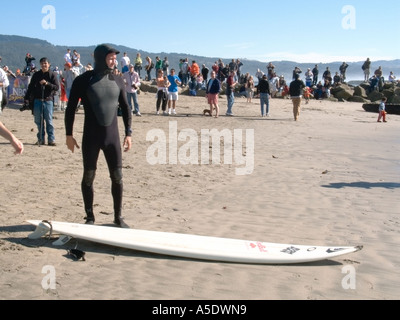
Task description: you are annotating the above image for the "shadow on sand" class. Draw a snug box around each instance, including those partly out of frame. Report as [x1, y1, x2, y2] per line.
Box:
[322, 181, 400, 190]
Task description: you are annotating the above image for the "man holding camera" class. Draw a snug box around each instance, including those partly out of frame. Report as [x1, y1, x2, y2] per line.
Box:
[123, 64, 141, 116]
[24, 57, 59, 146]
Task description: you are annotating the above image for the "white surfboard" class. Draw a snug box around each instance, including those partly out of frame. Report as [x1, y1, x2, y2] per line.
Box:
[27, 220, 362, 264]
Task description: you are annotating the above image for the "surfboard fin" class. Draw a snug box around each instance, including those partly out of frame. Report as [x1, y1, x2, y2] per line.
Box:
[28, 221, 51, 239]
[53, 235, 73, 246]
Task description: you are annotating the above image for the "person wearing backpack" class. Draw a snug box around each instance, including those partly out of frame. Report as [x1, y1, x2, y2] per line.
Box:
[362, 58, 371, 82]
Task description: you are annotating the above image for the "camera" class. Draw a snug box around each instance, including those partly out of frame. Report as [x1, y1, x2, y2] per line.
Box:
[20, 101, 32, 112]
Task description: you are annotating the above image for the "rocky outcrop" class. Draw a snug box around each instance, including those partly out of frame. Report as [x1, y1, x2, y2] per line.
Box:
[362, 103, 400, 115]
[328, 81, 400, 106]
[330, 84, 354, 101]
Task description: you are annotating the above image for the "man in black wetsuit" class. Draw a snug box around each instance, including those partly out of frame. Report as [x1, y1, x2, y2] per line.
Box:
[65, 44, 132, 228]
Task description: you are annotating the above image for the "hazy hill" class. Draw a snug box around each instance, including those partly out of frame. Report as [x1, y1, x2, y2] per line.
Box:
[1, 34, 399, 82]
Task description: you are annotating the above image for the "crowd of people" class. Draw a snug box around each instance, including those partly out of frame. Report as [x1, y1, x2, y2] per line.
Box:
[1, 50, 397, 146]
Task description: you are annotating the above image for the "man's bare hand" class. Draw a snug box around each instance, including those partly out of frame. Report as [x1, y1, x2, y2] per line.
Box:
[66, 136, 80, 153]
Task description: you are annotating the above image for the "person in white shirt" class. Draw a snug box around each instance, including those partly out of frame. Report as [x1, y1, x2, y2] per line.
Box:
[121, 52, 131, 74]
[305, 68, 313, 87]
[389, 71, 397, 83]
[0, 67, 10, 114]
[64, 49, 72, 64]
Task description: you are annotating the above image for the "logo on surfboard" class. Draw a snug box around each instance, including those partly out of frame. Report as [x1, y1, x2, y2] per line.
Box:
[281, 246, 300, 255]
[248, 242, 268, 253]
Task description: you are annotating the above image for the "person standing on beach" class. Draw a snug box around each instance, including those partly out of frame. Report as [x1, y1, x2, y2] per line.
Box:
[155, 57, 163, 77]
[162, 57, 170, 76]
[377, 97, 388, 123]
[155, 69, 170, 115]
[206, 71, 221, 118]
[267, 62, 275, 80]
[64, 49, 72, 64]
[145, 56, 153, 81]
[289, 73, 305, 121]
[305, 68, 313, 87]
[292, 66, 302, 80]
[245, 76, 255, 103]
[236, 59, 243, 79]
[124, 64, 142, 116]
[339, 62, 349, 82]
[65, 44, 133, 228]
[362, 58, 371, 82]
[120, 52, 130, 74]
[167, 69, 181, 116]
[312, 65, 319, 85]
[134, 53, 142, 78]
[24, 57, 59, 146]
[226, 70, 237, 116]
[0, 66, 9, 114]
[0, 120, 24, 154]
[201, 64, 209, 84]
[257, 74, 271, 117]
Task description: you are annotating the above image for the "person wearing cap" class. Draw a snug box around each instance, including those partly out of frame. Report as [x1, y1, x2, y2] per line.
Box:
[24, 57, 59, 145]
[65, 44, 132, 228]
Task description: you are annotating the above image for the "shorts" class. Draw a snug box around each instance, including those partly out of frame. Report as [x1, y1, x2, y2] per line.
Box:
[168, 92, 179, 101]
[207, 93, 219, 105]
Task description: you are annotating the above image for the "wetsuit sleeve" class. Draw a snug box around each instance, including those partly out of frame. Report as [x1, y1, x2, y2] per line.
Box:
[65, 75, 83, 136]
[118, 90, 132, 137]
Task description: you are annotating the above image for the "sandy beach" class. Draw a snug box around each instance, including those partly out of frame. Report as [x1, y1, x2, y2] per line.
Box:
[0, 92, 399, 300]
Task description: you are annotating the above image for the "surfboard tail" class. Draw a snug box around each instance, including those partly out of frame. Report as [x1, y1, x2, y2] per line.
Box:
[27, 220, 51, 239]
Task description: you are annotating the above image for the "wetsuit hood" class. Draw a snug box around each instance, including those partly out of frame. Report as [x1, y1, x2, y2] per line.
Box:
[93, 44, 120, 74]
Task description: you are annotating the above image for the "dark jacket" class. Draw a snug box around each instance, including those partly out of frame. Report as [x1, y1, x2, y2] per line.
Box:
[257, 79, 271, 95]
[289, 79, 305, 97]
[25, 69, 59, 101]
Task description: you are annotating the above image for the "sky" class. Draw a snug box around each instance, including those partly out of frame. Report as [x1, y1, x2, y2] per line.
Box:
[1, 0, 399, 63]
